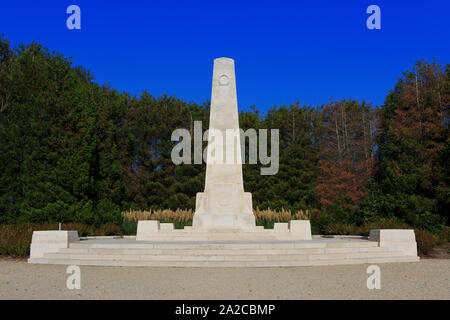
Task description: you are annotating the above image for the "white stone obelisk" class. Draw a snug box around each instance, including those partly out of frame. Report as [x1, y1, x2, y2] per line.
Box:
[193, 58, 255, 229]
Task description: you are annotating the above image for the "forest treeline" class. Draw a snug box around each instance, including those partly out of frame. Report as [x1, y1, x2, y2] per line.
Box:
[0, 36, 448, 231]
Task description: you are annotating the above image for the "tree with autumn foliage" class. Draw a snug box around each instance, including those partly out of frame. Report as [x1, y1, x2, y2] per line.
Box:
[372, 60, 449, 230]
[316, 100, 378, 222]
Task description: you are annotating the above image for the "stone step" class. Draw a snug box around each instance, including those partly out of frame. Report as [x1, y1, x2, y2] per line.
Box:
[132, 230, 317, 240]
[57, 246, 391, 256]
[43, 250, 405, 261]
[27, 255, 419, 267]
[134, 236, 308, 241]
[69, 241, 378, 250]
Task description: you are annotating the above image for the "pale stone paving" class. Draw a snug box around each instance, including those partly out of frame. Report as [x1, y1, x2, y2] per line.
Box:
[1, 258, 448, 299]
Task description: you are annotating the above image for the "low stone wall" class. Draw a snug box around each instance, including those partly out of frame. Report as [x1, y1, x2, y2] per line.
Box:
[29, 231, 79, 259]
[369, 229, 418, 257]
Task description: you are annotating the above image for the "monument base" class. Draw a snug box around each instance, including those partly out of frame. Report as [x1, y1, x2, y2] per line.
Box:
[137, 220, 311, 241]
[192, 213, 256, 230]
[28, 228, 420, 267]
[193, 190, 255, 230]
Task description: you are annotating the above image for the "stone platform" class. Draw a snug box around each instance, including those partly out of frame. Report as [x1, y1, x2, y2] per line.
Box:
[28, 232, 419, 267]
[136, 221, 313, 241]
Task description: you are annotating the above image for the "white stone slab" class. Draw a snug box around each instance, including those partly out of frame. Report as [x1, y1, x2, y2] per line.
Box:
[136, 220, 160, 240]
[369, 229, 418, 257]
[289, 220, 312, 240]
[30, 231, 79, 259]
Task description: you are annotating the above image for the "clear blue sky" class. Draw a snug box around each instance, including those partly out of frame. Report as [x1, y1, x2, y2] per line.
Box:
[1, 0, 449, 111]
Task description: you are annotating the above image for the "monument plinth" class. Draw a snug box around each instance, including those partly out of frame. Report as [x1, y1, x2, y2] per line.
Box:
[193, 58, 255, 229]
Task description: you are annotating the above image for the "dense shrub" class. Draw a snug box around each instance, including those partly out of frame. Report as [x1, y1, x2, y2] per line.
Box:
[323, 223, 363, 236]
[0, 224, 55, 256]
[321, 219, 412, 236]
[414, 228, 438, 256]
[121, 219, 138, 235]
[438, 226, 450, 244]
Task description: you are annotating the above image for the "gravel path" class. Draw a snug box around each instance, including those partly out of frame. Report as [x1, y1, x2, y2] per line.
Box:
[0, 258, 448, 299]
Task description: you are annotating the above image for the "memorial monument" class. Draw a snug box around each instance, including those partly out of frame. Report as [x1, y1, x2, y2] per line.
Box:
[193, 58, 255, 230]
[27, 58, 419, 267]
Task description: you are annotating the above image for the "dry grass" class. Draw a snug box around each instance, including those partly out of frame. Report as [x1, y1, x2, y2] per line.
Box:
[293, 209, 312, 220]
[122, 208, 311, 224]
[122, 209, 194, 223]
[151, 209, 194, 223]
[253, 208, 311, 221]
[121, 209, 151, 221]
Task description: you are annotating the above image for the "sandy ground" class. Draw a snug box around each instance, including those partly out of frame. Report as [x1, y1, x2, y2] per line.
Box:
[0, 258, 448, 300]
